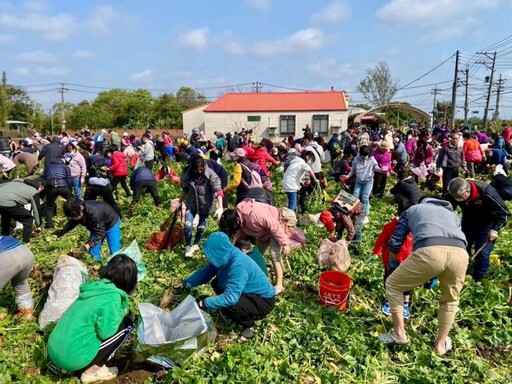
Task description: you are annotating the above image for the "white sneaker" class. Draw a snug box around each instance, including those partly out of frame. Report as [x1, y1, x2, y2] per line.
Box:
[185, 246, 193, 257]
[80, 365, 118, 383]
[191, 244, 200, 255]
[362, 216, 369, 225]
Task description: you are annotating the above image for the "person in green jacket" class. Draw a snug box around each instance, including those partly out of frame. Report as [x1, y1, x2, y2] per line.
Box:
[48, 254, 137, 383]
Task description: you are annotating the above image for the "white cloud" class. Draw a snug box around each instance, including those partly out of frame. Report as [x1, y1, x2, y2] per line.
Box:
[502, 69, 512, 80]
[0, 13, 76, 41]
[223, 40, 245, 55]
[36, 66, 70, 77]
[423, 17, 474, 42]
[16, 50, 56, 63]
[13, 67, 30, 76]
[130, 69, 153, 83]
[244, 0, 271, 12]
[254, 28, 324, 57]
[376, 0, 499, 25]
[310, 2, 351, 24]
[308, 59, 353, 78]
[178, 27, 209, 50]
[73, 50, 95, 59]
[23, 0, 48, 12]
[0, 34, 16, 43]
[85, 5, 120, 36]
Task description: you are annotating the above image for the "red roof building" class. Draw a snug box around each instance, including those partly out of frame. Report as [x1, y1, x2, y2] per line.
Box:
[183, 90, 349, 139]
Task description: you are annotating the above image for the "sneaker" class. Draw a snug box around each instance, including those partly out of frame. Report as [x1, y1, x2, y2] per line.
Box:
[191, 244, 200, 255]
[362, 216, 369, 225]
[403, 306, 411, 320]
[185, 246, 193, 257]
[80, 365, 118, 383]
[381, 301, 391, 316]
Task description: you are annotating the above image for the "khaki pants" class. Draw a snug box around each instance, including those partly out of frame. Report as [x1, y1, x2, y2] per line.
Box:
[386, 245, 468, 328]
[256, 237, 282, 262]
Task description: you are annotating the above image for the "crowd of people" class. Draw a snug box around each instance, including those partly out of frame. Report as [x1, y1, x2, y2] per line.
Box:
[0, 120, 510, 382]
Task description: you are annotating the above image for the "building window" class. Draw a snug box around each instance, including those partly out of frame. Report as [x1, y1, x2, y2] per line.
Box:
[247, 115, 261, 122]
[312, 114, 329, 134]
[280, 115, 296, 135]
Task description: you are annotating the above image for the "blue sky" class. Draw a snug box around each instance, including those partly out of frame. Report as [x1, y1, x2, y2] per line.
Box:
[1, 0, 512, 118]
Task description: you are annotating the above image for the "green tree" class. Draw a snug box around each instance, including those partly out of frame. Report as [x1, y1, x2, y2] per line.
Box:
[0, 71, 9, 129]
[356, 62, 399, 107]
[152, 93, 182, 129]
[8, 86, 34, 122]
[176, 86, 207, 109]
[353, 103, 371, 111]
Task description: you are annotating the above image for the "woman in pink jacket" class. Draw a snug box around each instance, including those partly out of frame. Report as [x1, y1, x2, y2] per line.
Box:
[248, 141, 278, 178]
[108, 146, 131, 198]
[372, 141, 392, 198]
[64, 142, 86, 200]
[220, 199, 290, 294]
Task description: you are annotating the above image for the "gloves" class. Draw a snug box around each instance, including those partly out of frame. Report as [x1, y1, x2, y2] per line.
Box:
[214, 207, 224, 220]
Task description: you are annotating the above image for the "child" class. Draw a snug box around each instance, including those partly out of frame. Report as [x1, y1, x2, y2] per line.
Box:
[372, 204, 414, 319]
[234, 238, 268, 276]
[48, 254, 137, 383]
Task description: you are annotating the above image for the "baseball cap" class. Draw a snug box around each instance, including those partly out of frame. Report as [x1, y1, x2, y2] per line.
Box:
[229, 148, 246, 158]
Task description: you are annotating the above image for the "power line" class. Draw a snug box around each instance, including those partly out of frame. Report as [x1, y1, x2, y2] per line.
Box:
[397, 54, 455, 91]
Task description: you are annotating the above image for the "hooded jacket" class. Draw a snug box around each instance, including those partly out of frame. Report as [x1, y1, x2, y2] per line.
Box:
[235, 199, 290, 246]
[64, 151, 86, 179]
[249, 147, 277, 176]
[184, 232, 275, 310]
[388, 198, 467, 254]
[48, 279, 129, 371]
[109, 151, 128, 177]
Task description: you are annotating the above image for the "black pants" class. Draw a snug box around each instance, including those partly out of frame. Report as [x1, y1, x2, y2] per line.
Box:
[0, 205, 34, 243]
[111, 176, 131, 197]
[85, 185, 121, 215]
[211, 278, 275, 328]
[372, 172, 388, 198]
[131, 180, 161, 206]
[393, 193, 417, 212]
[45, 186, 73, 228]
[298, 176, 321, 214]
[144, 160, 154, 170]
[84, 317, 133, 370]
[441, 167, 459, 195]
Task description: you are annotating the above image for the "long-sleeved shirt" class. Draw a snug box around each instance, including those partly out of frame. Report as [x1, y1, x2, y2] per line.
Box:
[348, 155, 379, 183]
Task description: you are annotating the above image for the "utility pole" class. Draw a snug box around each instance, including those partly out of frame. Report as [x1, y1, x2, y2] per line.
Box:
[494, 74, 505, 121]
[58, 82, 68, 132]
[431, 86, 442, 127]
[463, 66, 469, 125]
[477, 51, 496, 129]
[252, 81, 262, 92]
[450, 50, 459, 128]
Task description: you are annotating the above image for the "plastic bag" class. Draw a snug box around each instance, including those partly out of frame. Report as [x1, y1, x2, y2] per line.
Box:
[110, 240, 146, 282]
[289, 228, 306, 248]
[135, 295, 217, 368]
[317, 238, 351, 273]
[38, 255, 88, 329]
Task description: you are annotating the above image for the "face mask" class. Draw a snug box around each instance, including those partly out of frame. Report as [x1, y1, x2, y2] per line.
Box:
[361, 155, 369, 160]
[454, 197, 465, 202]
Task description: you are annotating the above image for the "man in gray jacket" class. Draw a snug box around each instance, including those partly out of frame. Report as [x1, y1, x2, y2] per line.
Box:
[0, 179, 44, 242]
[378, 198, 468, 356]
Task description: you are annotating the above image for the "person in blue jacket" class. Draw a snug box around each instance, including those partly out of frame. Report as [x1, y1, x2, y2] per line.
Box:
[183, 232, 275, 342]
[129, 166, 162, 215]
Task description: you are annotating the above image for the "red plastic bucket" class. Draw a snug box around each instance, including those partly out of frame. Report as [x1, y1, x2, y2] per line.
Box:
[318, 270, 351, 311]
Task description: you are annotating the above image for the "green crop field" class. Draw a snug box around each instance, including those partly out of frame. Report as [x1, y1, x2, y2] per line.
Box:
[0, 162, 511, 384]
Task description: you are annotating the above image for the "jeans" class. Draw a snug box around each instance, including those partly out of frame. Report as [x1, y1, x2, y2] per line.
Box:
[88, 218, 121, 262]
[184, 210, 209, 247]
[463, 226, 495, 281]
[71, 177, 82, 200]
[353, 181, 372, 215]
[286, 191, 298, 211]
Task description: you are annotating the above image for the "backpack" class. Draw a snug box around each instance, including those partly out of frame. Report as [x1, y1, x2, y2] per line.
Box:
[240, 163, 263, 189]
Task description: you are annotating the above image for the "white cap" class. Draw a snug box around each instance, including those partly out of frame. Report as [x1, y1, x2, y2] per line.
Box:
[101, 129, 107, 134]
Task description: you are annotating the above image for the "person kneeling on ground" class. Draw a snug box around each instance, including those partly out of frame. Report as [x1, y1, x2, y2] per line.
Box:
[378, 198, 468, 356]
[55, 198, 121, 262]
[0, 235, 35, 320]
[48, 254, 137, 383]
[183, 232, 275, 342]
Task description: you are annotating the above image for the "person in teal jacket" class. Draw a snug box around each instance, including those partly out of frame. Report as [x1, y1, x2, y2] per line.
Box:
[183, 232, 275, 342]
[48, 254, 137, 383]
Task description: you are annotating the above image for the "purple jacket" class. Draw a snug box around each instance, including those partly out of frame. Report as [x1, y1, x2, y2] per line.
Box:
[372, 149, 392, 174]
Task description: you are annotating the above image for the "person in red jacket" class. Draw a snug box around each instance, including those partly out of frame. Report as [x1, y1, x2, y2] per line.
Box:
[108, 145, 131, 198]
[373, 204, 414, 319]
[248, 139, 278, 178]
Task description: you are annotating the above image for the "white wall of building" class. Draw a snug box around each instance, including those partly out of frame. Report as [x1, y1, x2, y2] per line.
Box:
[182, 104, 209, 134]
[202, 110, 348, 140]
